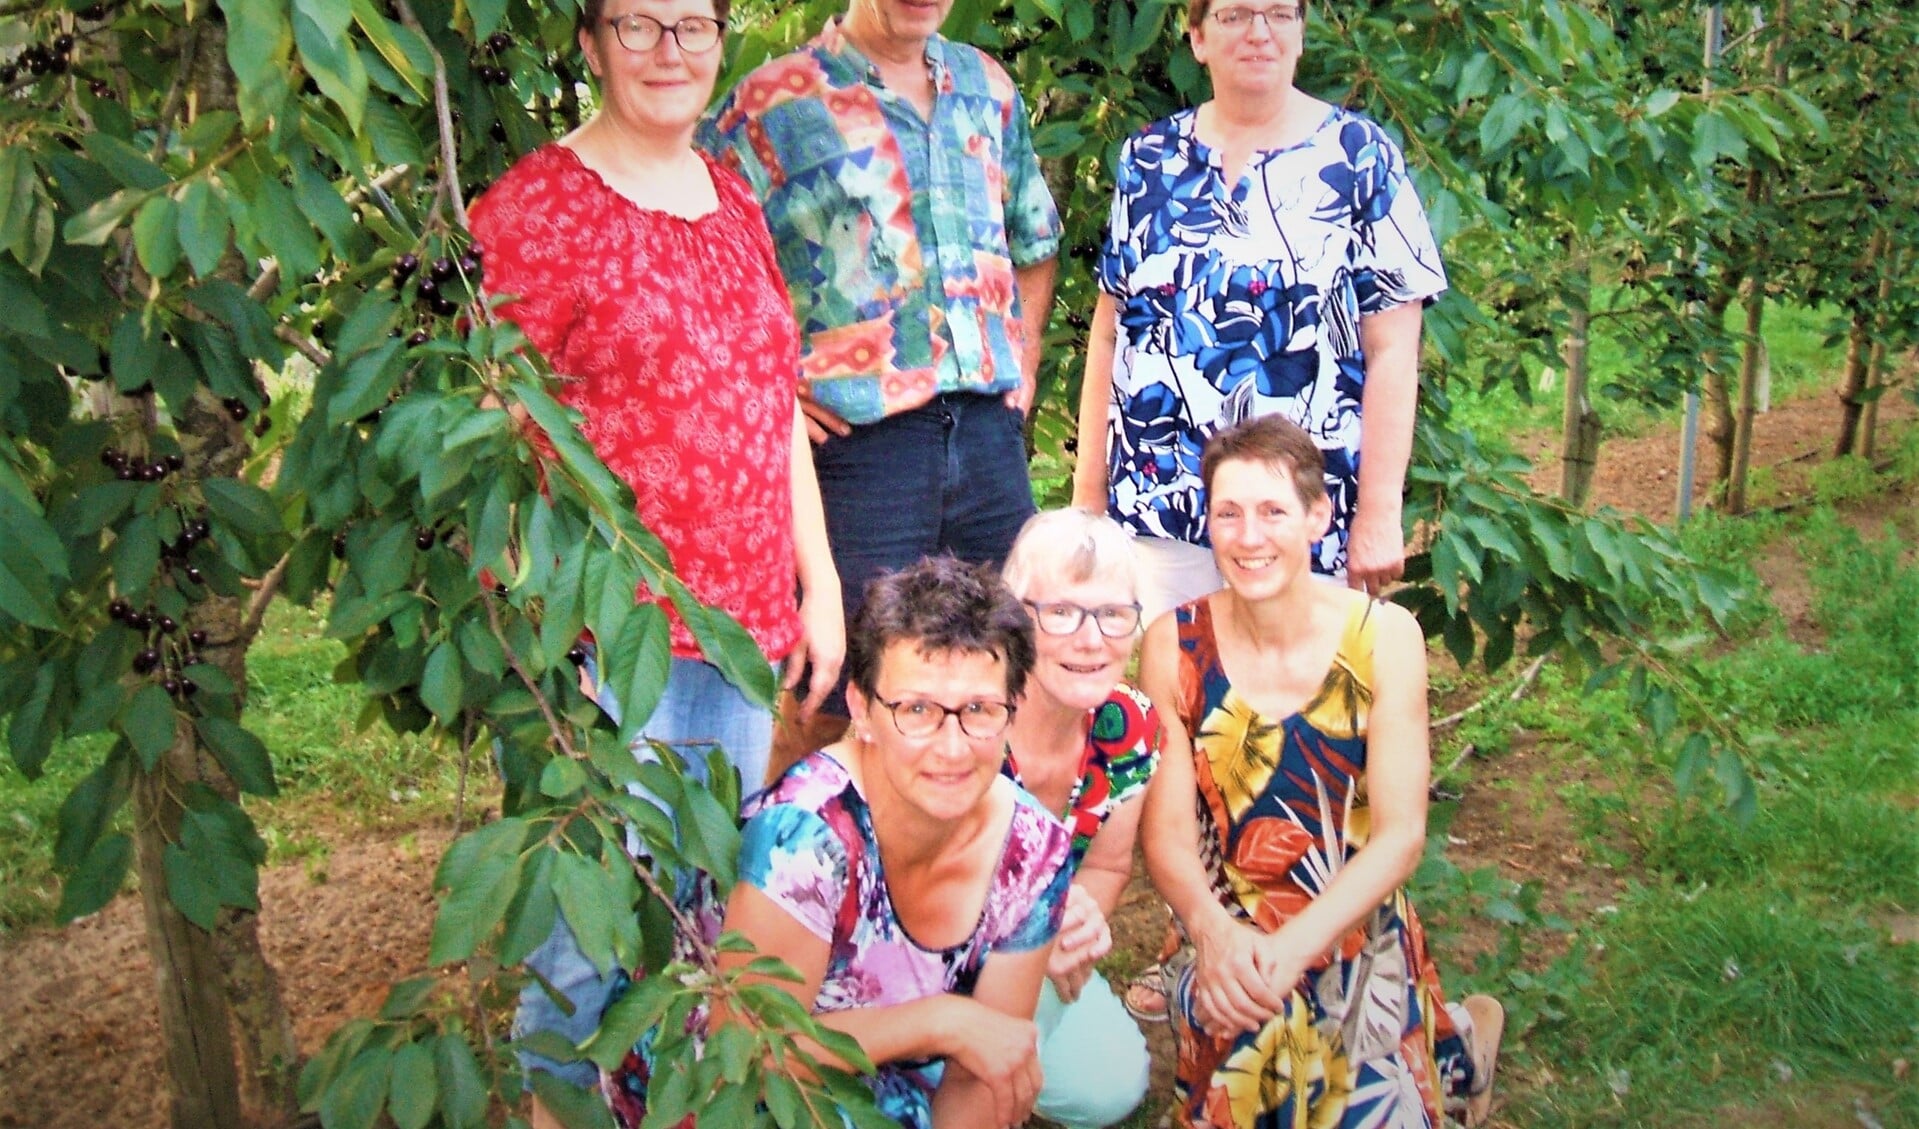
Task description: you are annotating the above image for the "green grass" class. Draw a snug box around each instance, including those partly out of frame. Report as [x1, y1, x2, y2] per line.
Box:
[0, 600, 476, 935]
[1442, 299, 1842, 455]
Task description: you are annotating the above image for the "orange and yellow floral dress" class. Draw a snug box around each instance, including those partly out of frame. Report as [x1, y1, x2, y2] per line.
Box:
[1168, 592, 1482, 1128]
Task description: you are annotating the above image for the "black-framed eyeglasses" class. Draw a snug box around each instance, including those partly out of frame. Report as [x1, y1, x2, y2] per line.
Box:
[1023, 600, 1143, 639]
[604, 13, 725, 54]
[873, 696, 1017, 739]
[1209, 4, 1303, 32]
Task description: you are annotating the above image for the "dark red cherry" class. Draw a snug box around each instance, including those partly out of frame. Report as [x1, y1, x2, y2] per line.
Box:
[415, 527, 435, 550]
[188, 629, 208, 647]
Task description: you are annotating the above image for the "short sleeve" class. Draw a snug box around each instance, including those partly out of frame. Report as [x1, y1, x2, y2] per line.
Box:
[737, 801, 850, 944]
[1348, 123, 1447, 315]
[1096, 132, 1147, 299]
[999, 85, 1063, 269]
[1094, 685, 1163, 807]
[468, 156, 586, 364]
[990, 802, 1073, 953]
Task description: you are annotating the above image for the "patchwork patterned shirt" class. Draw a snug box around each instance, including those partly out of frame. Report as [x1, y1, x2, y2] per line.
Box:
[701, 19, 1062, 425]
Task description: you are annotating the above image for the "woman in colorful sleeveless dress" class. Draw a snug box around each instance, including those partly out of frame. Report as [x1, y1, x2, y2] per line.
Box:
[1139, 415, 1501, 1128]
[999, 508, 1165, 1127]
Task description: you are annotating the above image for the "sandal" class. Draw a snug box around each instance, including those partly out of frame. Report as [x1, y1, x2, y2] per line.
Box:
[1121, 962, 1170, 1024]
[1462, 994, 1504, 1127]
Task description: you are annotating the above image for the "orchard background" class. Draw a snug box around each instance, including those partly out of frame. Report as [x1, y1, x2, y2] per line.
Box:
[1, 1, 1914, 1127]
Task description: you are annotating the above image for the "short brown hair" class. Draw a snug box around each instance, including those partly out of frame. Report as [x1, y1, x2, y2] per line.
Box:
[846, 556, 1036, 702]
[1200, 415, 1328, 509]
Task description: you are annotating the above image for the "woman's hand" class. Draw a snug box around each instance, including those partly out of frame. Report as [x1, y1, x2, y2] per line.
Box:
[784, 584, 845, 720]
[797, 386, 853, 444]
[1045, 883, 1113, 1004]
[1188, 911, 1286, 1037]
[937, 997, 1044, 1128]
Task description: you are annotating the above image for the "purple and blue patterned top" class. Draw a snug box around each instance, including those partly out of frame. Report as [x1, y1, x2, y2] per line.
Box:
[1096, 106, 1447, 576]
[740, 751, 1071, 1127]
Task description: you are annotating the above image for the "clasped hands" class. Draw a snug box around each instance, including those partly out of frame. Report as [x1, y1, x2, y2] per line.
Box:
[1186, 913, 1310, 1037]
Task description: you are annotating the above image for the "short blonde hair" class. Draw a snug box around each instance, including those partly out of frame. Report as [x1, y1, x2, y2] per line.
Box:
[1002, 508, 1139, 603]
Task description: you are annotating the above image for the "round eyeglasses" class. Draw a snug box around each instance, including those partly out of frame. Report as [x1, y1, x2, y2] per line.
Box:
[1023, 600, 1143, 639]
[1208, 5, 1303, 33]
[604, 13, 725, 54]
[873, 696, 1017, 740]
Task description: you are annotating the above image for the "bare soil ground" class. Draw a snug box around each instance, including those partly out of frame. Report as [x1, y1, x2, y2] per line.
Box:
[0, 388, 1912, 1129]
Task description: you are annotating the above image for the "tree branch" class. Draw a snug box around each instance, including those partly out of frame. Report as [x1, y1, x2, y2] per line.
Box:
[1433, 653, 1550, 733]
[235, 548, 294, 647]
[390, 0, 470, 232]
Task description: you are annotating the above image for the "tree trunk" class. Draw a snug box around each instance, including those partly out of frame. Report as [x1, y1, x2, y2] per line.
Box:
[1835, 305, 1873, 458]
[1726, 278, 1766, 513]
[1558, 255, 1599, 506]
[1859, 243, 1899, 460]
[1701, 286, 1739, 489]
[133, 727, 247, 1129]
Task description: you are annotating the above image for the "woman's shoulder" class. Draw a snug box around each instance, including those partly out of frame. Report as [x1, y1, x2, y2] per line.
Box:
[750, 749, 858, 819]
[1122, 108, 1196, 158]
[471, 145, 582, 214]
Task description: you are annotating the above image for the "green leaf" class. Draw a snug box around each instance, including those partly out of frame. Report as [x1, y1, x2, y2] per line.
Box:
[119, 684, 178, 770]
[540, 756, 589, 798]
[54, 750, 131, 870]
[420, 641, 465, 724]
[204, 477, 287, 538]
[221, 0, 294, 127]
[55, 831, 132, 922]
[351, 0, 428, 99]
[176, 180, 232, 278]
[530, 1074, 617, 1129]
[670, 592, 777, 712]
[247, 174, 323, 282]
[0, 533, 61, 630]
[386, 1041, 438, 1129]
[469, 0, 508, 40]
[63, 188, 145, 246]
[326, 337, 405, 426]
[608, 603, 672, 748]
[124, 206, 189, 296]
[1478, 93, 1529, 154]
[1674, 731, 1711, 797]
[432, 1034, 489, 1129]
[295, 8, 371, 132]
[84, 133, 173, 191]
[6, 666, 57, 776]
[196, 716, 279, 796]
[320, 1045, 392, 1129]
[1644, 88, 1681, 118]
[428, 821, 526, 964]
[552, 849, 621, 976]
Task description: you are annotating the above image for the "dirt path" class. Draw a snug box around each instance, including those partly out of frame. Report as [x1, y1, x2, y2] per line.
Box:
[0, 386, 1911, 1129]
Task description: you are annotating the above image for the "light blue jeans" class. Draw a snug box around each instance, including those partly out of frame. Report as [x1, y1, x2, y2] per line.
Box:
[514, 655, 773, 1088]
[1034, 969, 1151, 1129]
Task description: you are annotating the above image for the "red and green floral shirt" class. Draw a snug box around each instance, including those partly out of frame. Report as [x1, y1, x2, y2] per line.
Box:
[1003, 683, 1163, 871]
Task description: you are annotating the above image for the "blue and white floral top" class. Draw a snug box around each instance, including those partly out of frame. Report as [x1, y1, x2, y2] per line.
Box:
[1095, 106, 1447, 576]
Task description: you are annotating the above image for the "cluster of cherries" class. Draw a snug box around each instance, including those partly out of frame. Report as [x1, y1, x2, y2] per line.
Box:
[101, 446, 183, 483]
[474, 32, 515, 86]
[5, 33, 75, 82]
[394, 245, 484, 340]
[108, 597, 211, 698]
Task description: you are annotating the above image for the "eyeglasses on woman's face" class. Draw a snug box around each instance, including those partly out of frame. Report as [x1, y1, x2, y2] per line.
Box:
[873, 696, 1017, 740]
[1208, 4, 1302, 33]
[1024, 600, 1143, 639]
[604, 12, 725, 54]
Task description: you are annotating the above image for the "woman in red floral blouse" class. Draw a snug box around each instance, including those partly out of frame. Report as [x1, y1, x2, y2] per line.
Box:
[467, 0, 841, 1120]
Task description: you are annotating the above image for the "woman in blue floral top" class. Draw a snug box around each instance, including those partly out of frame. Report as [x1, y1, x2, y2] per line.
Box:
[999, 508, 1165, 1128]
[1072, 0, 1448, 613]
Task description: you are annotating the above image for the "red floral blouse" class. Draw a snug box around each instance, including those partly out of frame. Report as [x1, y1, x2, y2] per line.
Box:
[471, 145, 803, 661]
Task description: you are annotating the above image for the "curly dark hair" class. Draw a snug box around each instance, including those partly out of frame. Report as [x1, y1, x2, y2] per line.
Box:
[846, 556, 1035, 702]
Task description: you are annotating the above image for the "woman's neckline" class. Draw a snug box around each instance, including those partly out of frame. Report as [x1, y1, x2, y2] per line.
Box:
[1185, 101, 1341, 165]
[828, 749, 1024, 956]
[551, 142, 721, 224]
[1200, 586, 1360, 723]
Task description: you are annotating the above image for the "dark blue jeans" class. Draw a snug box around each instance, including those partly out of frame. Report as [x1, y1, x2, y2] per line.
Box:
[813, 391, 1037, 715]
